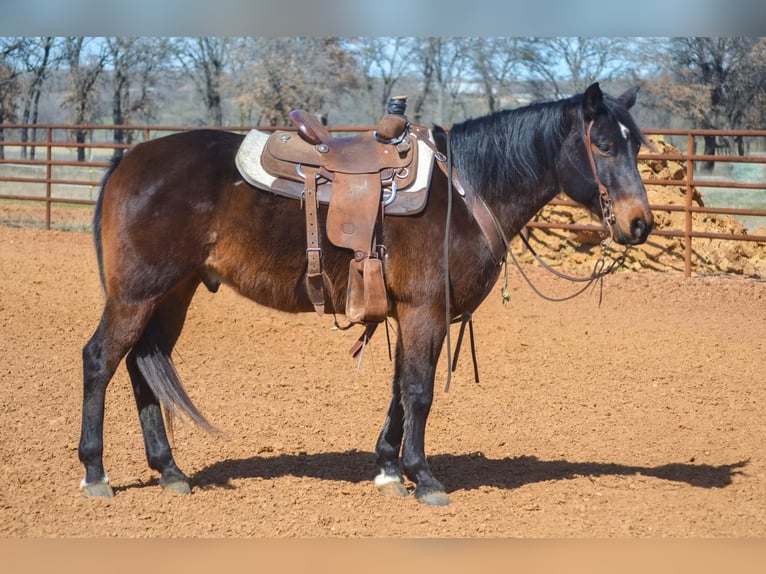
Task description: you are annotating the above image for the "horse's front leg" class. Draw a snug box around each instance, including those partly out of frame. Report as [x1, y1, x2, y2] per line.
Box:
[373, 378, 409, 498]
[384, 306, 450, 505]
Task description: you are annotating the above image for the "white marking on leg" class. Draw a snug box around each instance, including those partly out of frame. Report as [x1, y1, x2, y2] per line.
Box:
[80, 471, 110, 489]
[374, 470, 402, 487]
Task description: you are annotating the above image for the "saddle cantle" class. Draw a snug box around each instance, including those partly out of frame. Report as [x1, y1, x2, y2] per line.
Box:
[235, 106, 437, 324]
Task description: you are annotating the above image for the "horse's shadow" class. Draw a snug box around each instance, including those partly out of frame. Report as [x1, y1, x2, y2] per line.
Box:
[189, 450, 748, 493]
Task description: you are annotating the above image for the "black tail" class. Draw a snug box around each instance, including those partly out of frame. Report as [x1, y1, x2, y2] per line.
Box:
[134, 321, 216, 433]
[93, 154, 124, 292]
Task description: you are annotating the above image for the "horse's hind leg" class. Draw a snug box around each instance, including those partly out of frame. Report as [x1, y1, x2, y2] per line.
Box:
[125, 277, 201, 494]
[79, 300, 155, 498]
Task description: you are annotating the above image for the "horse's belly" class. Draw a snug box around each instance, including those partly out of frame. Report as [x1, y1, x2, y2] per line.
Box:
[204, 250, 314, 314]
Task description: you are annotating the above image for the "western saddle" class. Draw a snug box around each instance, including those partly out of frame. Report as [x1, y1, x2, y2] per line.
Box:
[235, 98, 436, 325]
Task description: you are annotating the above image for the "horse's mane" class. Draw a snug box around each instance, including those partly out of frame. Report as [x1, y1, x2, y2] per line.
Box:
[444, 91, 649, 202]
[445, 98, 570, 200]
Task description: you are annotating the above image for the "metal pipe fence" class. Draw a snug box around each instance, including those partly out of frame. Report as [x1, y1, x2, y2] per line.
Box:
[1, 123, 765, 277]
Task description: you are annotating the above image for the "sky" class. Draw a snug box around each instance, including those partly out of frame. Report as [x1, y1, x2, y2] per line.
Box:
[2, 0, 765, 36]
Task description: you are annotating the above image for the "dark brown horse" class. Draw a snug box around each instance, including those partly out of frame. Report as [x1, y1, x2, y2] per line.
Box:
[79, 83, 653, 505]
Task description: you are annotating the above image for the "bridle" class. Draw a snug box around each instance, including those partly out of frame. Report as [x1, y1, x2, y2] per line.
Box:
[507, 118, 631, 303]
[435, 117, 621, 266]
[582, 118, 617, 243]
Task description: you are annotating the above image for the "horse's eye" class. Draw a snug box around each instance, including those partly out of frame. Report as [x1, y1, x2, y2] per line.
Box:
[596, 142, 612, 155]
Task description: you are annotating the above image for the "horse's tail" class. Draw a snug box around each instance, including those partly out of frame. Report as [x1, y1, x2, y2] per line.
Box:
[93, 153, 123, 293]
[134, 323, 217, 433]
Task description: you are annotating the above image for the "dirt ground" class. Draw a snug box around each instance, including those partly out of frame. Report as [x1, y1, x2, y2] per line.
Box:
[1, 222, 765, 538]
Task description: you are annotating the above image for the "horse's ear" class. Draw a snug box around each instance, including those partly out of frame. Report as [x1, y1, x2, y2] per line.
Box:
[617, 86, 640, 110]
[582, 82, 603, 121]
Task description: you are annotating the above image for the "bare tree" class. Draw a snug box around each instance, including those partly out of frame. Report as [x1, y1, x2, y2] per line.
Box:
[468, 37, 521, 113]
[4, 37, 58, 159]
[62, 37, 108, 161]
[406, 38, 473, 124]
[231, 37, 358, 126]
[518, 37, 631, 100]
[406, 38, 437, 124]
[351, 37, 416, 122]
[0, 38, 24, 160]
[175, 37, 233, 125]
[650, 37, 766, 170]
[105, 37, 172, 149]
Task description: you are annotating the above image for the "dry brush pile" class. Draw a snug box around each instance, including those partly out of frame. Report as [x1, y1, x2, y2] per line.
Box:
[512, 136, 766, 278]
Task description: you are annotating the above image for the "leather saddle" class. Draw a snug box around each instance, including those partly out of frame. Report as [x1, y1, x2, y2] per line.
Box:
[235, 110, 436, 324]
[236, 112, 435, 217]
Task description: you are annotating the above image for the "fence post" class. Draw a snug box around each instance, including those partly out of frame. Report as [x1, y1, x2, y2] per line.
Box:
[45, 126, 52, 230]
[684, 133, 694, 277]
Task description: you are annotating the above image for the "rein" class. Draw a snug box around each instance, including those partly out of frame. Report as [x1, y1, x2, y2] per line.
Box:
[437, 118, 631, 389]
[442, 130, 493, 392]
[443, 131, 456, 392]
[509, 231, 628, 304]
[505, 118, 629, 303]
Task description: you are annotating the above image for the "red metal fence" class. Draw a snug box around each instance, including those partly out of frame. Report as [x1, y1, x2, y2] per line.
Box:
[1, 123, 765, 277]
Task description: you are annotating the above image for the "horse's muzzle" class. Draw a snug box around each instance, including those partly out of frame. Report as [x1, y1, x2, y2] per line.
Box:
[615, 214, 654, 245]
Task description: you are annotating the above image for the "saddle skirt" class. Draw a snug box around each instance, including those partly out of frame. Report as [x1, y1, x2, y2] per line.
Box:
[235, 126, 436, 216]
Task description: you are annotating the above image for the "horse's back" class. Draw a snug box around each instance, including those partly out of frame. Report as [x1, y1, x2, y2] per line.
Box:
[104, 129, 243, 196]
[101, 129, 244, 217]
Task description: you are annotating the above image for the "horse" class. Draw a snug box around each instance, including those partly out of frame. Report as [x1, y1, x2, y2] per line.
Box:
[79, 82, 654, 506]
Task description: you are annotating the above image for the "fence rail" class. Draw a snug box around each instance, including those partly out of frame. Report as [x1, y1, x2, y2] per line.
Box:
[1, 123, 765, 277]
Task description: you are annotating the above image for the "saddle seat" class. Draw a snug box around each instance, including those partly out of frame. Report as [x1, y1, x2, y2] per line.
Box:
[291, 108, 410, 146]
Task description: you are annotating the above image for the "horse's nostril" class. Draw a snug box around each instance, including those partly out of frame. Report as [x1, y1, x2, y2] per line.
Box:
[630, 217, 650, 241]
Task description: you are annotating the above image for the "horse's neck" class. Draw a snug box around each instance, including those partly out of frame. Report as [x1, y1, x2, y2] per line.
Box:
[478, 174, 561, 246]
[452, 106, 571, 243]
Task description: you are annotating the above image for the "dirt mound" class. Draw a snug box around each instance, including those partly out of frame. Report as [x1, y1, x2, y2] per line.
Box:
[514, 136, 766, 277]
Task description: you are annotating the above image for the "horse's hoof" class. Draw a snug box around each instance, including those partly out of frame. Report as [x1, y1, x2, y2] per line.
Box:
[80, 481, 115, 499]
[374, 472, 409, 498]
[414, 488, 451, 506]
[377, 481, 410, 498]
[160, 479, 192, 495]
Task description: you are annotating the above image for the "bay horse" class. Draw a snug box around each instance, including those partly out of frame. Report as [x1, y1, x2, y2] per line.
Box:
[79, 83, 653, 505]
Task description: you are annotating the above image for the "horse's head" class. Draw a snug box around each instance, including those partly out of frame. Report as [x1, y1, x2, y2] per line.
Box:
[560, 82, 654, 245]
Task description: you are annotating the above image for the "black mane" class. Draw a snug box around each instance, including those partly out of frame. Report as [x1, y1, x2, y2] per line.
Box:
[447, 97, 572, 201]
[445, 91, 649, 203]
